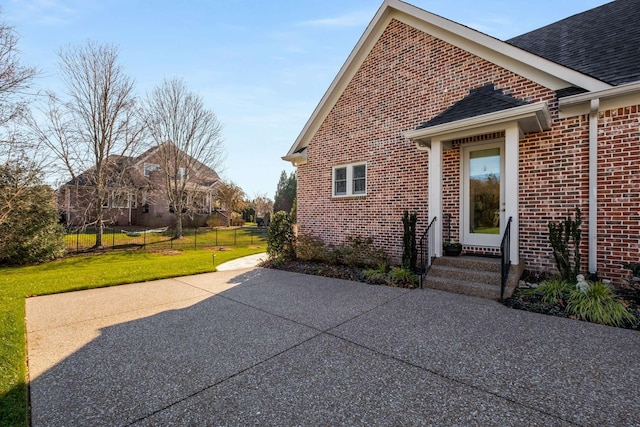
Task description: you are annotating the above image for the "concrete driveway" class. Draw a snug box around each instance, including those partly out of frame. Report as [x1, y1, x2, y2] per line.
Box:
[26, 267, 640, 426]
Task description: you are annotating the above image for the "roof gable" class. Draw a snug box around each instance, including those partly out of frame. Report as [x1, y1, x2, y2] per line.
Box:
[284, 0, 611, 160]
[507, 0, 640, 86]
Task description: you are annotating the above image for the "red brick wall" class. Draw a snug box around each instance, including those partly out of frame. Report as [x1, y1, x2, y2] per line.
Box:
[597, 106, 640, 281]
[296, 18, 639, 284]
[519, 115, 590, 275]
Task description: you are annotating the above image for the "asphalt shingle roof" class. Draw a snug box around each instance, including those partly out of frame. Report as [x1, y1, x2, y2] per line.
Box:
[506, 0, 640, 86]
[417, 84, 529, 129]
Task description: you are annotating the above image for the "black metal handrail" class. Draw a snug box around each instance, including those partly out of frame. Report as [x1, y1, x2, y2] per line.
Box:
[500, 216, 513, 302]
[419, 216, 437, 289]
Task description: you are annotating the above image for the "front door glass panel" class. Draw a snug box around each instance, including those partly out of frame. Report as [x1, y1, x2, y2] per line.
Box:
[469, 148, 501, 235]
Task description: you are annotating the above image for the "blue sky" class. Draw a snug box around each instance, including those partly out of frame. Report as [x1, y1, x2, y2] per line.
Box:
[4, 0, 609, 199]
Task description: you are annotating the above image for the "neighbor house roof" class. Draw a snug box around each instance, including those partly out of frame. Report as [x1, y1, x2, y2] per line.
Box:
[62, 155, 136, 187]
[507, 0, 640, 86]
[417, 84, 530, 129]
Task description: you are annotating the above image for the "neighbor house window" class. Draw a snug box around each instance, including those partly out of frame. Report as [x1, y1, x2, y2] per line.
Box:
[144, 163, 160, 177]
[332, 162, 367, 197]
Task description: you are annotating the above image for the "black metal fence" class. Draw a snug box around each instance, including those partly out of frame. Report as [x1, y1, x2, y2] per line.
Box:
[65, 226, 268, 254]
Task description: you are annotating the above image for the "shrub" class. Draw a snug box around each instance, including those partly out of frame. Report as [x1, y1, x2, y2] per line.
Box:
[402, 210, 417, 271]
[337, 235, 388, 268]
[0, 162, 66, 265]
[566, 281, 635, 327]
[388, 267, 418, 287]
[266, 211, 295, 263]
[206, 214, 222, 227]
[548, 208, 582, 282]
[362, 260, 389, 283]
[623, 262, 640, 290]
[295, 234, 338, 263]
[230, 212, 245, 227]
[523, 279, 573, 305]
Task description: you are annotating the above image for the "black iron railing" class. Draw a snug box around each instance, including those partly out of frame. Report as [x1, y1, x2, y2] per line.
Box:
[419, 216, 437, 289]
[500, 216, 513, 302]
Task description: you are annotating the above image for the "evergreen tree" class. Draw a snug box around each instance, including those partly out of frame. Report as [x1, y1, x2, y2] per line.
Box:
[273, 170, 296, 214]
[0, 161, 65, 265]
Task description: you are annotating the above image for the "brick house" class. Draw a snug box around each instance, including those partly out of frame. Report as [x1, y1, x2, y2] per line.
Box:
[60, 143, 223, 228]
[283, 0, 640, 287]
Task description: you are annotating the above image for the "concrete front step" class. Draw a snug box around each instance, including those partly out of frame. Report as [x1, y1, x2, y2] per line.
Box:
[428, 264, 501, 286]
[434, 255, 502, 273]
[422, 255, 522, 301]
[422, 275, 502, 300]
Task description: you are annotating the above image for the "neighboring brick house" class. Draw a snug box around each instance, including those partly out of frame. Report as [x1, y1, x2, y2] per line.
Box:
[283, 0, 640, 285]
[60, 143, 222, 228]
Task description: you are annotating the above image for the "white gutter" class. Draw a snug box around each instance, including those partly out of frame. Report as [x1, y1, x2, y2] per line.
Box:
[588, 99, 599, 276]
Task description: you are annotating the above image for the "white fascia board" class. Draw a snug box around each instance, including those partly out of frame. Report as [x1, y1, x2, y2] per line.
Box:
[558, 81, 640, 117]
[404, 101, 551, 146]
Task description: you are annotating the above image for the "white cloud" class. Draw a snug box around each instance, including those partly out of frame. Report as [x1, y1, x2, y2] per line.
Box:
[298, 9, 374, 28]
[9, 0, 77, 25]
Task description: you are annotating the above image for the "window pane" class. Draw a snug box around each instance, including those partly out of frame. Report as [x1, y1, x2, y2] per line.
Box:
[353, 164, 366, 194]
[334, 167, 347, 195]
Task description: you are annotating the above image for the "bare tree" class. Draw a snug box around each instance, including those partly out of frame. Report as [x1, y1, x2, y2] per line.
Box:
[0, 14, 36, 131]
[251, 192, 273, 220]
[30, 42, 143, 247]
[0, 12, 37, 162]
[143, 77, 224, 238]
[216, 181, 246, 226]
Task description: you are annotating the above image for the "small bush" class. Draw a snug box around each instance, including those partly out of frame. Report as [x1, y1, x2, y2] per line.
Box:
[337, 235, 388, 268]
[389, 267, 418, 287]
[267, 211, 295, 263]
[523, 279, 573, 305]
[548, 208, 582, 282]
[566, 281, 635, 327]
[295, 234, 338, 263]
[362, 260, 389, 284]
[206, 215, 222, 227]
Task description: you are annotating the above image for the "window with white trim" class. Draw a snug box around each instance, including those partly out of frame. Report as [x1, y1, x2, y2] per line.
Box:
[332, 162, 367, 197]
[144, 163, 159, 177]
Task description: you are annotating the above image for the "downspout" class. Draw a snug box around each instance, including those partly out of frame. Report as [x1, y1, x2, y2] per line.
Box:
[588, 99, 599, 276]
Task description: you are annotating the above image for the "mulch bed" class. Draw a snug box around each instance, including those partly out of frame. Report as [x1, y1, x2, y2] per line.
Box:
[262, 260, 639, 330]
[260, 259, 417, 288]
[503, 271, 640, 330]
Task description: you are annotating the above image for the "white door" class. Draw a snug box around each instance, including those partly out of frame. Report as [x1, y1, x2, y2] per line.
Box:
[462, 141, 505, 247]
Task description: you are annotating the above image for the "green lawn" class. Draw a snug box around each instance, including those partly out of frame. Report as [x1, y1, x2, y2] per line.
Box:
[0, 245, 266, 426]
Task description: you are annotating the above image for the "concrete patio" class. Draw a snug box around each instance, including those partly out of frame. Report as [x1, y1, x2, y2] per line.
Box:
[26, 266, 640, 426]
